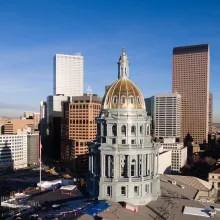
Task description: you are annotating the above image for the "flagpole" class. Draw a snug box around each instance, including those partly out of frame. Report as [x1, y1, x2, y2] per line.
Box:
[39, 134, 42, 184]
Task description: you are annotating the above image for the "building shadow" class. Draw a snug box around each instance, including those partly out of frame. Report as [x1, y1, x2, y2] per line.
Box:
[0, 140, 13, 171]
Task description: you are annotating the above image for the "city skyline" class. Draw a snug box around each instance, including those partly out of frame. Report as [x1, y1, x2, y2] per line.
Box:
[0, 0, 220, 122]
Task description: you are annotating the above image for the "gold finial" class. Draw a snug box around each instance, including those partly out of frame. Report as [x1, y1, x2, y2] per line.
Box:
[122, 48, 126, 53]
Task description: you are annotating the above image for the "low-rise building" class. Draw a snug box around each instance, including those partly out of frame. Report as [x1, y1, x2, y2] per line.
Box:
[161, 138, 187, 172]
[0, 134, 27, 170]
[157, 150, 172, 174]
[208, 168, 220, 197]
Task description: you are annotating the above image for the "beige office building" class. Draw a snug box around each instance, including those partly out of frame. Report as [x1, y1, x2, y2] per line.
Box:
[172, 44, 210, 144]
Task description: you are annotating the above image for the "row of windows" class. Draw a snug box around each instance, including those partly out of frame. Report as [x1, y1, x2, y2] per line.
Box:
[106, 184, 151, 196]
[106, 96, 141, 105]
[70, 105, 101, 110]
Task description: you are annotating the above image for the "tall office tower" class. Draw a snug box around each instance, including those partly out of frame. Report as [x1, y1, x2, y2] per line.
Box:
[53, 54, 84, 97]
[47, 95, 70, 160]
[172, 44, 210, 144]
[209, 92, 213, 134]
[145, 96, 155, 133]
[61, 94, 102, 175]
[155, 93, 181, 139]
[155, 93, 186, 172]
[40, 101, 47, 139]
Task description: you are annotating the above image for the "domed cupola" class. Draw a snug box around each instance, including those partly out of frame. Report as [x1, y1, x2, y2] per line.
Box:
[103, 48, 145, 110]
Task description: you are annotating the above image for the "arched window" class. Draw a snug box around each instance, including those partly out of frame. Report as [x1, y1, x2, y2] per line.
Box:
[121, 125, 126, 136]
[131, 125, 136, 134]
[121, 96, 126, 104]
[113, 96, 117, 104]
[130, 96, 134, 104]
[140, 125, 143, 134]
[146, 125, 150, 135]
[112, 124, 117, 136]
[106, 96, 109, 105]
[131, 159, 135, 177]
[137, 96, 141, 105]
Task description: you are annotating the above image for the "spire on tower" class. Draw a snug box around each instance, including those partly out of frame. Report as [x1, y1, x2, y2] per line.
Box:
[118, 48, 129, 79]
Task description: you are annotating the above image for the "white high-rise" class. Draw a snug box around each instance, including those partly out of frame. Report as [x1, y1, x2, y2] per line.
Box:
[155, 93, 181, 138]
[53, 54, 84, 97]
[154, 93, 186, 172]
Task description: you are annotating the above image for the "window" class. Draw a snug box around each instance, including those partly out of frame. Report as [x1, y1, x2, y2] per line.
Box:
[121, 125, 126, 135]
[130, 96, 134, 104]
[145, 184, 149, 193]
[112, 124, 117, 136]
[106, 96, 109, 105]
[131, 139, 135, 144]
[218, 183, 220, 188]
[121, 186, 126, 196]
[131, 159, 135, 177]
[134, 186, 139, 195]
[147, 125, 150, 135]
[140, 139, 143, 144]
[113, 96, 117, 104]
[107, 186, 111, 196]
[122, 139, 126, 144]
[140, 126, 143, 134]
[131, 125, 136, 134]
[112, 138, 116, 144]
[121, 96, 126, 104]
[137, 97, 141, 105]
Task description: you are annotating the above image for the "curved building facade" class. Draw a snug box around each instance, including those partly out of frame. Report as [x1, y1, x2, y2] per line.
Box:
[87, 49, 161, 205]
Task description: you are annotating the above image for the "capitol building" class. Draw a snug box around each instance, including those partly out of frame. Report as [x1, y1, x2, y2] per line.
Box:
[87, 49, 161, 205]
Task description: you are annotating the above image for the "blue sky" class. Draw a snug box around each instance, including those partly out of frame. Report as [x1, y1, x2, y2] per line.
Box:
[0, 0, 220, 122]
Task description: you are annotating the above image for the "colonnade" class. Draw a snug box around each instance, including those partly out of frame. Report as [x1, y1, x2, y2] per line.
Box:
[89, 152, 160, 178]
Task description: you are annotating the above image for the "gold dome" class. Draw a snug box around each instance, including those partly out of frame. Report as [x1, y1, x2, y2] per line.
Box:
[103, 77, 145, 110]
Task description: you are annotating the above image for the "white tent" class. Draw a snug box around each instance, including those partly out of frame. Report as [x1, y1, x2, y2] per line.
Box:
[60, 185, 76, 191]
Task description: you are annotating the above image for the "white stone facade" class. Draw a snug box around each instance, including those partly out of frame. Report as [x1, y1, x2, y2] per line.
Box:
[157, 150, 172, 174]
[87, 49, 160, 205]
[0, 135, 27, 170]
[53, 54, 83, 97]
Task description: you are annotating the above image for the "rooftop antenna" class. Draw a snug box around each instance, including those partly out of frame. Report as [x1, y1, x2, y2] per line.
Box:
[87, 86, 93, 102]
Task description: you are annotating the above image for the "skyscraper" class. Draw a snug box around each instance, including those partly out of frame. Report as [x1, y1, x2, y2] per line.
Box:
[155, 93, 181, 139]
[172, 44, 210, 144]
[61, 94, 102, 175]
[53, 54, 84, 97]
[209, 92, 213, 134]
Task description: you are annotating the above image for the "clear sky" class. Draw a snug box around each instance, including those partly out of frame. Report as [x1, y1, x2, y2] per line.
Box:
[0, 0, 219, 122]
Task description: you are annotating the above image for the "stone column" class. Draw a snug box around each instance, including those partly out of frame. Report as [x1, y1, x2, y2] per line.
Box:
[141, 154, 144, 178]
[136, 155, 139, 177]
[108, 156, 111, 177]
[91, 154, 93, 173]
[127, 155, 130, 178]
[142, 154, 145, 177]
[101, 155, 105, 177]
[152, 154, 155, 175]
[157, 153, 159, 175]
[146, 154, 148, 176]
[114, 155, 117, 178]
[119, 155, 121, 177]
[149, 153, 151, 176]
